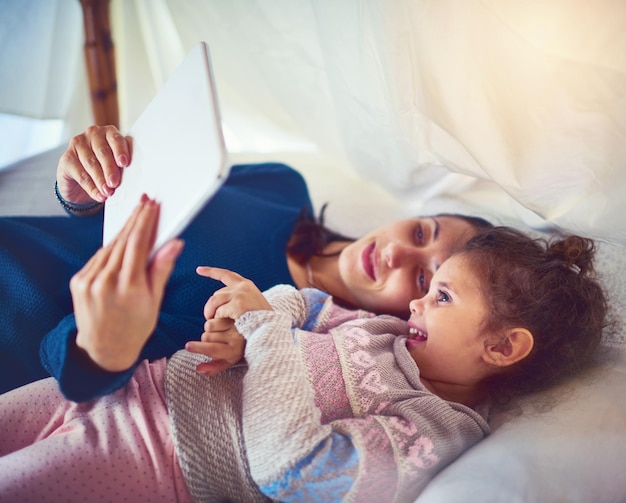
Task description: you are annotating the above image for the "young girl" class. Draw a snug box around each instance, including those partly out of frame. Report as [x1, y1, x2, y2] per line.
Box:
[0, 199, 607, 502]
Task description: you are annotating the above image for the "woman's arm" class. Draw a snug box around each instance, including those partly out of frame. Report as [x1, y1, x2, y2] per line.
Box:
[39, 311, 200, 401]
[40, 196, 183, 401]
[70, 196, 182, 371]
[38, 160, 312, 400]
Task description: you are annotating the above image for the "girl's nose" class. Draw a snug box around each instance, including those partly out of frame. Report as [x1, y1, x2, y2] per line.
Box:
[409, 298, 423, 315]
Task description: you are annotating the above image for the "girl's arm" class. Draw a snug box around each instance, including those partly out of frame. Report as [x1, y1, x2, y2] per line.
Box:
[200, 271, 488, 500]
[236, 292, 489, 502]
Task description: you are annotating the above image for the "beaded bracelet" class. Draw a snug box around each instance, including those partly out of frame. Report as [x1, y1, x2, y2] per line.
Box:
[54, 181, 103, 215]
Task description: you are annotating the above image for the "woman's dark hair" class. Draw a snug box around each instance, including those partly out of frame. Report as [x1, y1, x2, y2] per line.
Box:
[286, 204, 355, 264]
[287, 206, 494, 264]
[458, 227, 609, 406]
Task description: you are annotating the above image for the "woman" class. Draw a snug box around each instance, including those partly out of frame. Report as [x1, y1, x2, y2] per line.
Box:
[0, 126, 491, 400]
[0, 208, 606, 501]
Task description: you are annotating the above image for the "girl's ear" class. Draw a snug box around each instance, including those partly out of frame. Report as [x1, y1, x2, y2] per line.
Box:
[483, 328, 534, 367]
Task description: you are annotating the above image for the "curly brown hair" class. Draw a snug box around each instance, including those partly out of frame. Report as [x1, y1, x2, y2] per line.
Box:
[458, 227, 609, 406]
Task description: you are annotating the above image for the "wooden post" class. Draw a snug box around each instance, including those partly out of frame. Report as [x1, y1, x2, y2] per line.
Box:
[79, 0, 119, 127]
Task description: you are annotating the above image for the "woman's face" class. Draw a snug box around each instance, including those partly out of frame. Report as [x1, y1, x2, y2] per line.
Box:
[336, 216, 480, 316]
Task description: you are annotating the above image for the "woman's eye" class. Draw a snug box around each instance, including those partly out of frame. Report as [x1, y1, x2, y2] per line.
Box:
[415, 225, 424, 244]
[418, 273, 425, 292]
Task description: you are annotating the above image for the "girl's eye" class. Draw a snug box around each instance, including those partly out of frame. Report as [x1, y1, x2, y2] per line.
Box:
[437, 289, 451, 303]
[418, 272, 426, 293]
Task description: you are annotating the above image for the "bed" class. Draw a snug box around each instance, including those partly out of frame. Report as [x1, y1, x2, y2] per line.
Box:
[2, 143, 625, 503]
[2, 1, 626, 502]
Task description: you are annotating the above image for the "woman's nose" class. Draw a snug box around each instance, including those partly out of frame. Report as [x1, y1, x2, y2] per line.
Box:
[384, 242, 421, 269]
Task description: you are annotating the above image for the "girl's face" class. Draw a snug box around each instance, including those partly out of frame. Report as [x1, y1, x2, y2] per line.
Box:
[337, 216, 479, 316]
[405, 254, 493, 391]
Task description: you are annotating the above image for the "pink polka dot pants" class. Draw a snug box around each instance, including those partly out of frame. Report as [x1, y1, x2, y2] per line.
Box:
[0, 359, 192, 502]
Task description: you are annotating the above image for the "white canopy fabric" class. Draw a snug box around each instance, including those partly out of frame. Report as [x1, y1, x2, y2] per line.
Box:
[2, 0, 625, 244]
[0, 0, 83, 120]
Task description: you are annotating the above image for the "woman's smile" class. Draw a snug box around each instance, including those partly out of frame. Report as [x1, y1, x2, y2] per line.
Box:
[362, 242, 376, 280]
[334, 216, 482, 316]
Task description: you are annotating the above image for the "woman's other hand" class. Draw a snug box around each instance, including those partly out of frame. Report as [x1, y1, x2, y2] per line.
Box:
[185, 318, 246, 376]
[71, 195, 184, 372]
[56, 125, 130, 205]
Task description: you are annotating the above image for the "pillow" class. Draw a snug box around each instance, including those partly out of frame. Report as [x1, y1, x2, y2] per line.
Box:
[416, 358, 626, 503]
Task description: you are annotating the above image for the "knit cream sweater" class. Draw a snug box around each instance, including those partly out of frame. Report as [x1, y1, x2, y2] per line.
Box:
[165, 286, 490, 502]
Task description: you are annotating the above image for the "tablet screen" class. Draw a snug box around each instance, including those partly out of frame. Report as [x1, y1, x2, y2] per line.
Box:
[103, 42, 228, 257]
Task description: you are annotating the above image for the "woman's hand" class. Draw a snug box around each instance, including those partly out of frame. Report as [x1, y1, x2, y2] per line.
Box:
[56, 125, 130, 205]
[71, 195, 184, 372]
[185, 318, 246, 376]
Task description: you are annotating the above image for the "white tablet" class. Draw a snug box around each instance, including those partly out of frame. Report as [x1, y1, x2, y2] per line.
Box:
[103, 41, 229, 257]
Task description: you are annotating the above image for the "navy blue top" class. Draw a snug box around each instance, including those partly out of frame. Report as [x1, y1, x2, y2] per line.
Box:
[0, 163, 312, 401]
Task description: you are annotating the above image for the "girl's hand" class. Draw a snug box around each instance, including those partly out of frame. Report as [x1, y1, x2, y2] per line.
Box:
[196, 266, 272, 320]
[56, 125, 131, 205]
[71, 195, 184, 372]
[190, 267, 270, 375]
[185, 318, 246, 376]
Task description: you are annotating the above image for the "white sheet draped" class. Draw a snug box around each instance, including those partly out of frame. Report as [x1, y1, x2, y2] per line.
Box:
[0, 0, 90, 165]
[2, 0, 625, 244]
